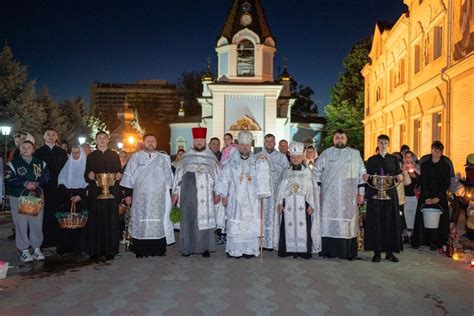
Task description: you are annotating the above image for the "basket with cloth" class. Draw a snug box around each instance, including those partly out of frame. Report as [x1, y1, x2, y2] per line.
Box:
[56, 201, 88, 229]
[18, 188, 44, 216]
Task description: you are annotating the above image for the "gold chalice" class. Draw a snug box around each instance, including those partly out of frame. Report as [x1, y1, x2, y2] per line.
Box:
[95, 173, 116, 200]
[371, 175, 395, 200]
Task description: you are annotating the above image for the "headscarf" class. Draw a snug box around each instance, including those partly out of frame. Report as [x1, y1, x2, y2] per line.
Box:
[58, 146, 87, 189]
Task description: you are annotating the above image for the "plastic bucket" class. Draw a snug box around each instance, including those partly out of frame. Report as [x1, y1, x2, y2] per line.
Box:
[421, 206, 442, 229]
[0, 263, 9, 279]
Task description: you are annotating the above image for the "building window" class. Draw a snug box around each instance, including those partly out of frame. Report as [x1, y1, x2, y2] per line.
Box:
[434, 26, 443, 60]
[389, 69, 394, 92]
[399, 124, 406, 147]
[415, 45, 421, 74]
[376, 86, 382, 101]
[424, 35, 431, 65]
[399, 59, 405, 84]
[237, 39, 255, 77]
[413, 118, 422, 156]
[432, 112, 442, 142]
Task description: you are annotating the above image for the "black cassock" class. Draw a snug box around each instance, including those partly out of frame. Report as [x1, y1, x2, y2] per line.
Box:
[34, 145, 68, 248]
[411, 158, 450, 248]
[364, 153, 402, 254]
[84, 149, 121, 258]
[57, 186, 88, 254]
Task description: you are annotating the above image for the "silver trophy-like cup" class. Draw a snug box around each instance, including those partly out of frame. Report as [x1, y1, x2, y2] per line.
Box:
[95, 173, 116, 200]
[371, 175, 394, 200]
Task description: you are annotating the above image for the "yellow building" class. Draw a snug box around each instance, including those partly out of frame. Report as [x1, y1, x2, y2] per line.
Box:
[362, 0, 474, 173]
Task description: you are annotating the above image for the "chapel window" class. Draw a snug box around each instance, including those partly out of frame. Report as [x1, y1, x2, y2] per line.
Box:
[237, 39, 255, 77]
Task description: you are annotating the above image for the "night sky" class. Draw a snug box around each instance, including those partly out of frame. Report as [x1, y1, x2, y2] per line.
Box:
[0, 0, 407, 110]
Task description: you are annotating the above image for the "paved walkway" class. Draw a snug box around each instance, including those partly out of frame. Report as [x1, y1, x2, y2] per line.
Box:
[0, 216, 473, 315]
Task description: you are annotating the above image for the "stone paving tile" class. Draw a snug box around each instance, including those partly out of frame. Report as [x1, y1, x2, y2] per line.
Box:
[1, 239, 474, 315]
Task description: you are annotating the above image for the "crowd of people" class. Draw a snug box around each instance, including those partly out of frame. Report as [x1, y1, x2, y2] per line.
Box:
[2, 126, 472, 264]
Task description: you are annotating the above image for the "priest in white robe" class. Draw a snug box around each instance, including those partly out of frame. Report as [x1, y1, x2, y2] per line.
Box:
[276, 142, 320, 259]
[255, 133, 289, 250]
[314, 129, 366, 260]
[120, 134, 175, 258]
[215, 131, 271, 258]
[172, 127, 219, 258]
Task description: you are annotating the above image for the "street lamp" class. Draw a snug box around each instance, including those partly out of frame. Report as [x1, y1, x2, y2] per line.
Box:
[0, 125, 12, 164]
[127, 136, 135, 145]
[78, 136, 86, 145]
[178, 100, 185, 117]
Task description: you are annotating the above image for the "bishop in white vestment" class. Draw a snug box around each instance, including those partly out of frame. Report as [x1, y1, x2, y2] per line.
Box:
[120, 134, 175, 258]
[255, 134, 289, 250]
[314, 129, 366, 260]
[215, 131, 271, 258]
[277, 142, 320, 258]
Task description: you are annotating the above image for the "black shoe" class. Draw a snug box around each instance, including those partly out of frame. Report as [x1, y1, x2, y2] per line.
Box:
[243, 254, 254, 259]
[263, 248, 274, 252]
[202, 251, 210, 258]
[372, 254, 381, 262]
[349, 256, 363, 261]
[226, 253, 240, 259]
[385, 253, 399, 262]
[105, 255, 114, 260]
[182, 253, 191, 257]
[430, 244, 437, 251]
[7, 233, 15, 240]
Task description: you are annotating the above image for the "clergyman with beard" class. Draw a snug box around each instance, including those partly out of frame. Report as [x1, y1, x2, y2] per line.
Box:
[120, 134, 175, 258]
[314, 129, 366, 260]
[172, 128, 220, 258]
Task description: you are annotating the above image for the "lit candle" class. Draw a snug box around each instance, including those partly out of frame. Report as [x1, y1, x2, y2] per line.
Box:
[471, 258, 474, 268]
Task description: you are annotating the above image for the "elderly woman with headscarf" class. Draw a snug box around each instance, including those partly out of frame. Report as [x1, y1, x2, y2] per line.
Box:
[57, 145, 88, 255]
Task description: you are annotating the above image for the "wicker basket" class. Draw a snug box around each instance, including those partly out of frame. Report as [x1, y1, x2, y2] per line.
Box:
[56, 202, 88, 229]
[18, 188, 44, 216]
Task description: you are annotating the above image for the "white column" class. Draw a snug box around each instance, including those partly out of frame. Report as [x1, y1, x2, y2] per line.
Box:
[264, 95, 278, 137]
[212, 93, 226, 139]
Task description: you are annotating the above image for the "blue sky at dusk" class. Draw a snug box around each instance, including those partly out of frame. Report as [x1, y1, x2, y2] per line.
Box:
[0, 0, 407, 111]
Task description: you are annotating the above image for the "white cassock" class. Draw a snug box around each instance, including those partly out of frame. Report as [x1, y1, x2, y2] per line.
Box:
[276, 166, 321, 253]
[215, 153, 271, 257]
[215, 146, 238, 230]
[120, 151, 175, 244]
[314, 147, 366, 240]
[255, 149, 289, 249]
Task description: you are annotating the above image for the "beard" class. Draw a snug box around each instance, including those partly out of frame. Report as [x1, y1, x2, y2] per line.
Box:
[239, 150, 250, 157]
[194, 145, 205, 152]
[334, 142, 346, 149]
[144, 146, 156, 152]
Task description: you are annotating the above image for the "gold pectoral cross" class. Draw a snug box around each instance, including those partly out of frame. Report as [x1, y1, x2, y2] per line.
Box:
[239, 173, 252, 183]
[292, 183, 300, 193]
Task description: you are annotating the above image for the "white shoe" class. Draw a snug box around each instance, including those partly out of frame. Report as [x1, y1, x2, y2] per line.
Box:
[33, 248, 45, 261]
[20, 249, 34, 263]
